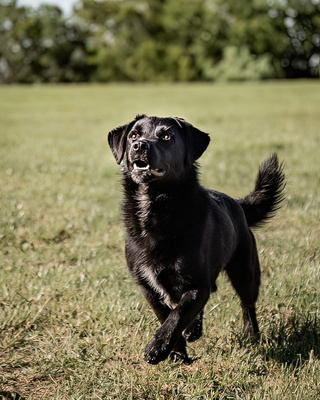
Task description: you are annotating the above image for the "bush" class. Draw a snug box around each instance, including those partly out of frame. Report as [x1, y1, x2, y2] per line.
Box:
[208, 46, 275, 81]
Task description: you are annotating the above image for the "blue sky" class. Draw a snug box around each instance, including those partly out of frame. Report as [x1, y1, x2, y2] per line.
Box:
[17, 0, 77, 16]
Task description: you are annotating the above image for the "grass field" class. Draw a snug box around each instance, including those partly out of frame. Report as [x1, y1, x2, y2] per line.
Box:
[0, 81, 319, 399]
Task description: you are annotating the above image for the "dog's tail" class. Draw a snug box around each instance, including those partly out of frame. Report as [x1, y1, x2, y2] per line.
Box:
[238, 154, 285, 228]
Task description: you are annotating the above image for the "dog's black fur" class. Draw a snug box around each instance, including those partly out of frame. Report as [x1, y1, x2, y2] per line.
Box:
[108, 115, 285, 364]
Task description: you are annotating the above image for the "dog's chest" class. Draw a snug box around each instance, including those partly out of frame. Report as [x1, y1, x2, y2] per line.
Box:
[133, 187, 151, 236]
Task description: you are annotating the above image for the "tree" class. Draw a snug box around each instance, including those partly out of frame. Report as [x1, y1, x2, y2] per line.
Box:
[0, 1, 92, 83]
[0, 0, 319, 82]
[267, 0, 320, 77]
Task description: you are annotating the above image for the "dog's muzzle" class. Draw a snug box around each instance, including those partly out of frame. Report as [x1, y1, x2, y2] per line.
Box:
[130, 140, 166, 178]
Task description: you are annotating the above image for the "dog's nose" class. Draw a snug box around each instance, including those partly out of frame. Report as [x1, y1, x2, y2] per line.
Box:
[132, 140, 149, 152]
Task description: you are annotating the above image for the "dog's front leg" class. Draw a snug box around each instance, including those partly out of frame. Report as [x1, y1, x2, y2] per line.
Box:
[144, 288, 209, 364]
[140, 284, 171, 323]
[139, 285, 190, 363]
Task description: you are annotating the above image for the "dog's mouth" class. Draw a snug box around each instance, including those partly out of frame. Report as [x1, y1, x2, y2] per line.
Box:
[132, 160, 166, 177]
[133, 160, 149, 171]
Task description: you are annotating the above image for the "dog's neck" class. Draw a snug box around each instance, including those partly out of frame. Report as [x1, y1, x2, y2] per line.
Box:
[121, 164, 203, 240]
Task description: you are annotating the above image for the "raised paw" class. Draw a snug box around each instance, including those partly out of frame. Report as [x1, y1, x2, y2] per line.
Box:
[144, 336, 171, 365]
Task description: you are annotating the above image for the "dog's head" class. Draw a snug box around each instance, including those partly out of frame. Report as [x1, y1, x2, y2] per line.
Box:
[108, 115, 210, 184]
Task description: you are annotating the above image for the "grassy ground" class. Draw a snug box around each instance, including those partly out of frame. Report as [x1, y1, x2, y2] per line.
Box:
[0, 81, 319, 399]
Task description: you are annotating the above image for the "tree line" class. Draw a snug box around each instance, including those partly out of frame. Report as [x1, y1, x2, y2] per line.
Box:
[0, 0, 319, 83]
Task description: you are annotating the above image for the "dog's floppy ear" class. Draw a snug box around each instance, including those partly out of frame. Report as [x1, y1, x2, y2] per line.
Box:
[108, 114, 146, 164]
[174, 117, 210, 165]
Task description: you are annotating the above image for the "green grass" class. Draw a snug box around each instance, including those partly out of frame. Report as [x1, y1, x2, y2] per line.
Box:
[0, 81, 319, 399]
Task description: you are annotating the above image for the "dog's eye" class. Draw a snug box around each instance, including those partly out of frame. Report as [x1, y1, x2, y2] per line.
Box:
[160, 132, 172, 141]
[129, 131, 140, 140]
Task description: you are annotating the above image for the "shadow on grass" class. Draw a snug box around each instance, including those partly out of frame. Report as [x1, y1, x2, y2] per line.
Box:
[234, 310, 319, 368]
[260, 311, 320, 367]
[0, 391, 25, 400]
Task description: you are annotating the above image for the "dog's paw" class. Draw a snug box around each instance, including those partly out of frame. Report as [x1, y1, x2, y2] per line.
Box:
[169, 336, 190, 364]
[183, 315, 203, 342]
[144, 337, 171, 365]
[169, 350, 192, 364]
[183, 326, 202, 342]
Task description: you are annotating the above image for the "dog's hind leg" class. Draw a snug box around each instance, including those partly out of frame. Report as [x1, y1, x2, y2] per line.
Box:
[225, 233, 261, 338]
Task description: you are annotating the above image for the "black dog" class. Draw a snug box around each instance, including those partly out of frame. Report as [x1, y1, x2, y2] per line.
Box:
[108, 115, 285, 364]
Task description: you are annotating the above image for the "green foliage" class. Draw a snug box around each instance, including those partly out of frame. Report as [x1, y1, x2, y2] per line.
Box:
[0, 0, 319, 81]
[0, 82, 319, 398]
[268, 0, 320, 77]
[208, 45, 275, 81]
[0, 2, 93, 83]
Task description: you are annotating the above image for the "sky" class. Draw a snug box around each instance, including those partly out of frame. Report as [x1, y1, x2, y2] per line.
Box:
[17, 0, 78, 16]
